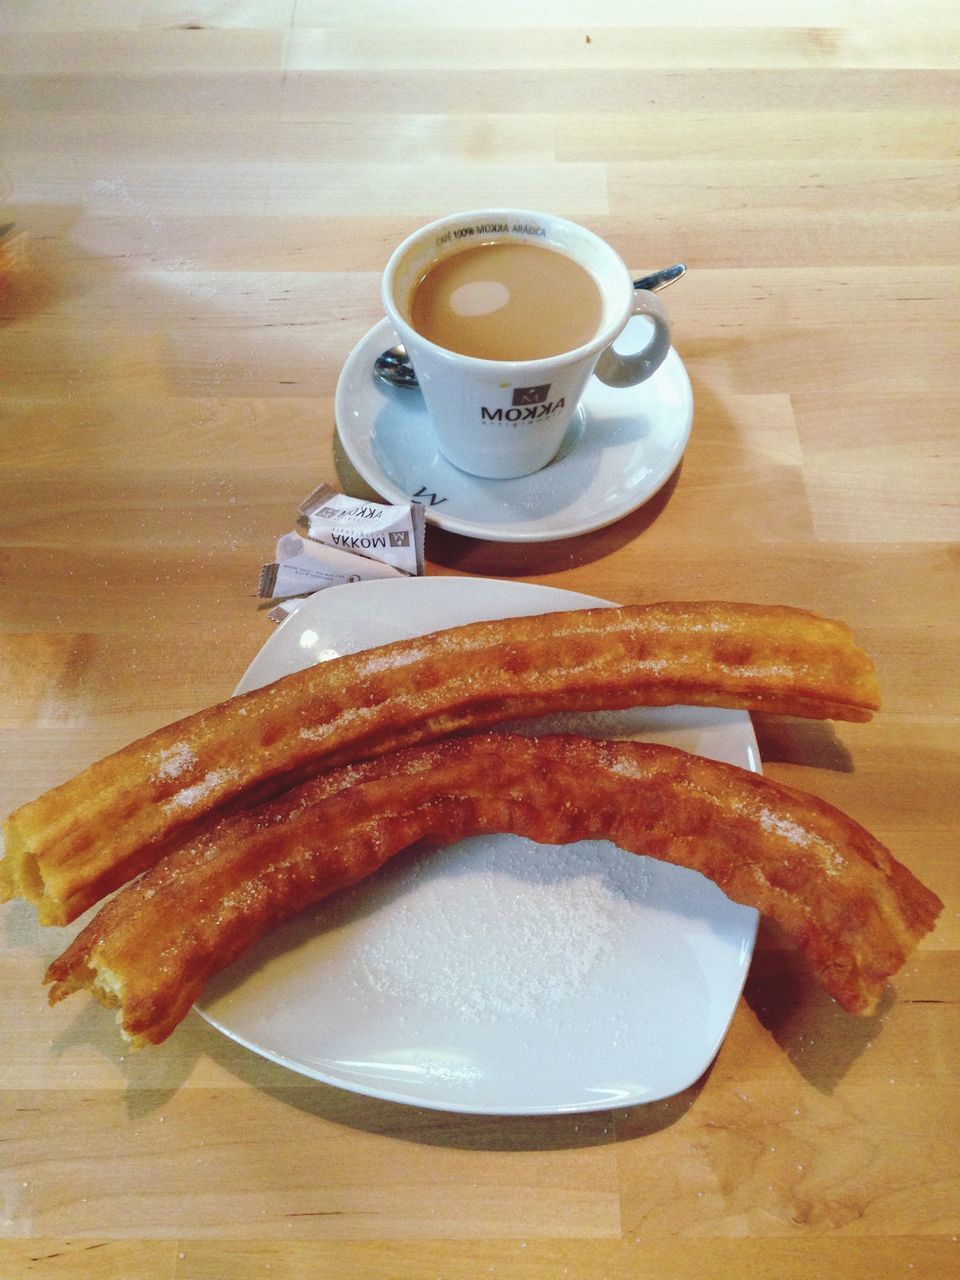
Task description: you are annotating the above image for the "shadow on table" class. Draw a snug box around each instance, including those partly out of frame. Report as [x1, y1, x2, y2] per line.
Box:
[750, 714, 855, 773]
[742, 930, 890, 1095]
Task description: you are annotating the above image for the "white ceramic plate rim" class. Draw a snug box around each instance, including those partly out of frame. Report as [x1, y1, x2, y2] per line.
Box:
[195, 579, 760, 1115]
[335, 318, 693, 543]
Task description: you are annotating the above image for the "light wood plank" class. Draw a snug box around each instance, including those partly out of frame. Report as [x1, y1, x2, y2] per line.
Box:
[286, 26, 960, 72]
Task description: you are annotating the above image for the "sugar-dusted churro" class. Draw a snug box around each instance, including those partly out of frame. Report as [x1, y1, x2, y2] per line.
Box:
[2, 601, 880, 926]
[46, 733, 938, 1046]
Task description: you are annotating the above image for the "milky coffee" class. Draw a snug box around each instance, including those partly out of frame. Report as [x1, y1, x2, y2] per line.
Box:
[409, 241, 603, 362]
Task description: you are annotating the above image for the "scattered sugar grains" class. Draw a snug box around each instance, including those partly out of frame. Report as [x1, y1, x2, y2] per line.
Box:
[154, 741, 197, 780]
[356, 836, 649, 1021]
[162, 768, 234, 812]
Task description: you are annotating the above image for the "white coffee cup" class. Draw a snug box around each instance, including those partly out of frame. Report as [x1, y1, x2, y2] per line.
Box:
[382, 209, 672, 480]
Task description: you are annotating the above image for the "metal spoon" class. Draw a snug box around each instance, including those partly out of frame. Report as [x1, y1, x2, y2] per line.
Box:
[374, 262, 686, 389]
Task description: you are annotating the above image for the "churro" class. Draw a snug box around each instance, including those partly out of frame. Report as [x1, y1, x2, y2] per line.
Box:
[3, 601, 880, 926]
[46, 733, 938, 1046]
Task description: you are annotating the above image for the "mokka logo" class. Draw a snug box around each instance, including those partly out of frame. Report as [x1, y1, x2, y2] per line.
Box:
[481, 393, 566, 423]
[512, 384, 551, 407]
[388, 532, 410, 547]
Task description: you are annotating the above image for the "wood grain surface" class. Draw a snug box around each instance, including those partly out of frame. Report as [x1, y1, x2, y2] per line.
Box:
[1, 2, 957, 1277]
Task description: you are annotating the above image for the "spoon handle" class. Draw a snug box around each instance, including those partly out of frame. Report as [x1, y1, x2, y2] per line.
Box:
[633, 263, 686, 292]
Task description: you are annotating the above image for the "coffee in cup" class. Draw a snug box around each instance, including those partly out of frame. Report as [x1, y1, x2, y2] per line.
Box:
[382, 210, 672, 480]
[409, 240, 604, 361]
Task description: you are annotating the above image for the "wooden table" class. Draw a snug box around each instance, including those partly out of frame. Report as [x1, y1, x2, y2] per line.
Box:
[1, 4, 957, 1277]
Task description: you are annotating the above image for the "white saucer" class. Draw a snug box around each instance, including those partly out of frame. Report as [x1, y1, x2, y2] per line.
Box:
[335, 318, 694, 542]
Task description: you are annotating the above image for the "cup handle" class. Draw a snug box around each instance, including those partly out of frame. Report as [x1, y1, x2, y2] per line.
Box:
[594, 289, 671, 388]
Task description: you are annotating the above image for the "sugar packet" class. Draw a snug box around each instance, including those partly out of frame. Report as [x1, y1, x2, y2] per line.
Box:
[297, 482, 425, 576]
[258, 532, 403, 600]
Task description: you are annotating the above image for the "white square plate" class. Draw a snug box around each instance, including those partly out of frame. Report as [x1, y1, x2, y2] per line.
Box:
[195, 578, 760, 1114]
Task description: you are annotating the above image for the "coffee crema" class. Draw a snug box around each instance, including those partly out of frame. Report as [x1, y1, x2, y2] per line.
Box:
[409, 241, 604, 361]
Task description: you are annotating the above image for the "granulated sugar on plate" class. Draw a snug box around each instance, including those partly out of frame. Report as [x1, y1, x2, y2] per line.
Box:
[345, 835, 653, 1023]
